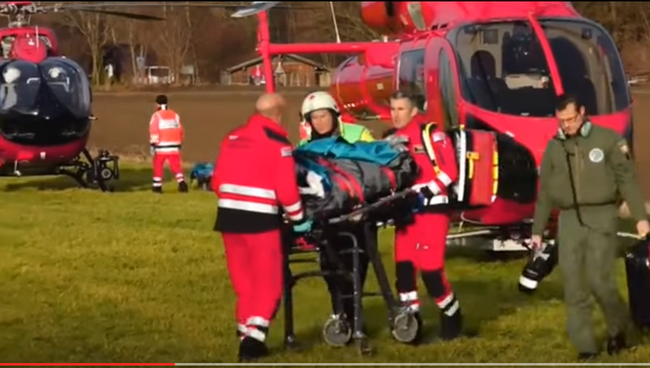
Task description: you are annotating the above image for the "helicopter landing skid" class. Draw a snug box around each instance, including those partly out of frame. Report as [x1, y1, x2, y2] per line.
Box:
[58, 148, 120, 192]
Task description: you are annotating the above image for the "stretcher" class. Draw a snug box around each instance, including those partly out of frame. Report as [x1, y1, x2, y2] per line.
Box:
[281, 189, 422, 356]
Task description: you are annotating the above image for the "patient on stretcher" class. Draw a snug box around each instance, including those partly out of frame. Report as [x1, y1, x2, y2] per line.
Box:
[294, 136, 418, 221]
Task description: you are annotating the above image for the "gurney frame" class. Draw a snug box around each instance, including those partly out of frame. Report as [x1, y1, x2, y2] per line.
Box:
[282, 189, 420, 355]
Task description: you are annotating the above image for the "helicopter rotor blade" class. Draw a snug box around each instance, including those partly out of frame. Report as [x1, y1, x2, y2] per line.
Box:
[232, 2, 282, 18]
[41, 2, 299, 12]
[34, 2, 306, 22]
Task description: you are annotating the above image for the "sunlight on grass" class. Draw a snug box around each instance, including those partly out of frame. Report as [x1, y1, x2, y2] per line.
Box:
[0, 163, 649, 363]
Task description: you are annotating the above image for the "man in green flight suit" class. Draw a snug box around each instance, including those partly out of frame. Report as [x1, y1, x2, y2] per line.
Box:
[531, 94, 650, 360]
[297, 91, 375, 336]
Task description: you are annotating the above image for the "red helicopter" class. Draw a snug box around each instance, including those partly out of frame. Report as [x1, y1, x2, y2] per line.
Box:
[230, 1, 633, 251]
[0, 1, 162, 191]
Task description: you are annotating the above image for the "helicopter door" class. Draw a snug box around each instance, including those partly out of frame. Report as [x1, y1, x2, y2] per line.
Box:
[425, 37, 463, 130]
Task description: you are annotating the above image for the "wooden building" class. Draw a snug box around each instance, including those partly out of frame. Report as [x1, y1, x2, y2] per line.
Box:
[222, 54, 331, 87]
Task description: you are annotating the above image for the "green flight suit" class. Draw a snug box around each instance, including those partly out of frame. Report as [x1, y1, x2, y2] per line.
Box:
[531, 122, 647, 353]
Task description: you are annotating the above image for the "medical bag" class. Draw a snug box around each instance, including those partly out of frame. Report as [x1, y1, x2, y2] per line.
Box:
[518, 241, 558, 293]
[624, 237, 650, 328]
[448, 129, 499, 207]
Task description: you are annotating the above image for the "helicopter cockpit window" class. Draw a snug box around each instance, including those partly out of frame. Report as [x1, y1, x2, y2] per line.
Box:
[40, 58, 91, 118]
[0, 59, 90, 117]
[450, 20, 629, 117]
[398, 49, 426, 111]
[541, 20, 628, 114]
[0, 60, 41, 112]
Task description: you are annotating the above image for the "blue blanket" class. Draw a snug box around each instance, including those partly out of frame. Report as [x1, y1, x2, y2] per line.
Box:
[295, 137, 401, 166]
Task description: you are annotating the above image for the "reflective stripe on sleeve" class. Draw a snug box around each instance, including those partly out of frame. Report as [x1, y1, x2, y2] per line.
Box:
[287, 210, 304, 222]
[283, 200, 302, 213]
[283, 200, 304, 221]
[437, 172, 453, 186]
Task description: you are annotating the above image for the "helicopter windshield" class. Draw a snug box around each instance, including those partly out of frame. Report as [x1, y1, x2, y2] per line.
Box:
[450, 19, 628, 117]
[0, 58, 90, 117]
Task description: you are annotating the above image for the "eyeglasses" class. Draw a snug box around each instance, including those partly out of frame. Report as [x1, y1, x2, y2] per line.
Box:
[558, 113, 581, 124]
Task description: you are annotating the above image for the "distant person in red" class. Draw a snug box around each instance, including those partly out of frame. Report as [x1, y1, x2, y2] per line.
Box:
[149, 95, 188, 193]
[212, 93, 312, 361]
[388, 91, 463, 342]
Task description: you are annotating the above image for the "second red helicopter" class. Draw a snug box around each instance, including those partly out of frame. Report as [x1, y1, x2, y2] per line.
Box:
[0, 1, 163, 191]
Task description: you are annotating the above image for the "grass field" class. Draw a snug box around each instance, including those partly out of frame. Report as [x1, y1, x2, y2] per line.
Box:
[0, 164, 649, 364]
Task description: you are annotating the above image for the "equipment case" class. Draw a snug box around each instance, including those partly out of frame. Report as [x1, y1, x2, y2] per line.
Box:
[625, 238, 650, 328]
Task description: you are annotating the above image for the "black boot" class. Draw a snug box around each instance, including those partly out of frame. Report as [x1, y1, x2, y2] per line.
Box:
[607, 333, 627, 355]
[440, 309, 463, 341]
[152, 186, 162, 194]
[238, 337, 268, 362]
[178, 181, 189, 193]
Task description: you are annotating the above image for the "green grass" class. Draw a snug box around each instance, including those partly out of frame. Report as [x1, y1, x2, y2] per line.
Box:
[0, 163, 649, 364]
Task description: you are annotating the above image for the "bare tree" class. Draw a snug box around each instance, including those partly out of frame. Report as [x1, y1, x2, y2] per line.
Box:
[155, 3, 193, 85]
[63, 8, 110, 85]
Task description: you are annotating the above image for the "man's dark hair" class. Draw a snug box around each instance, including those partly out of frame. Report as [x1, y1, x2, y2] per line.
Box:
[155, 94, 168, 105]
[556, 94, 583, 111]
[390, 90, 418, 108]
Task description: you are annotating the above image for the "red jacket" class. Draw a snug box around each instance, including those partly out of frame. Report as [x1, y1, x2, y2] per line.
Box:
[213, 114, 305, 233]
[394, 120, 458, 208]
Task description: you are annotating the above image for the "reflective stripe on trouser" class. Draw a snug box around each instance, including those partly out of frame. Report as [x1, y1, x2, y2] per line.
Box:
[152, 152, 184, 186]
[153, 177, 162, 188]
[436, 292, 460, 317]
[246, 316, 270, 342]
[398, 291, 421, 312]
[222, 230, 283, 344]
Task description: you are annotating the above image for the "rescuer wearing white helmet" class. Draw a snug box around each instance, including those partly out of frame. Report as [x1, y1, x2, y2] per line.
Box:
[298, 91, 374, 144]
[297, 90, 375, 335]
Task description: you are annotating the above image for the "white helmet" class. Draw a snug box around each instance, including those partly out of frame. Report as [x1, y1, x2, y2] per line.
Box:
[3, 66, 20, 83]
[301, 91, 339, 120]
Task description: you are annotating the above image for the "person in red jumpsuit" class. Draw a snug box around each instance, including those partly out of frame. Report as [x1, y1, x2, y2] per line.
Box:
[212, 93, 312, 362]
[149, 95, 188, 193]
[388, 90, 463, 342]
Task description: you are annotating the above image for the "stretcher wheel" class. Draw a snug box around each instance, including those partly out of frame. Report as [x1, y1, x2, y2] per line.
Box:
[322, 316, 352, 347]
[391, 312, 420, 343]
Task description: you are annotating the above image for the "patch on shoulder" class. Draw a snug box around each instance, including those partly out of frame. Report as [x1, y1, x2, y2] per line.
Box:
[280, 146, 293, 157]
[432, 132, 446, 142]
[618, 139, 631, 160]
